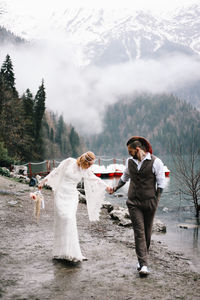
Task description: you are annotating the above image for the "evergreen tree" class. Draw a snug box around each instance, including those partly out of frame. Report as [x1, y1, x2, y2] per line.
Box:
[55, 115, 64, 150]
[23, 89, 34, 117]
[69, 127, 80, 157]
[0, 142, 13, 167]
[33, 80, 46, 159]
[34, 80, 46, 140]
[21, 89, 35, 161]
[0, 73, 4, 116]
[0, 54, 18, 97]
[50, 128, 54, 142]
[0, 94, 25, 160]
[62, 136, 73, 157]
[0, 55, 24, 160]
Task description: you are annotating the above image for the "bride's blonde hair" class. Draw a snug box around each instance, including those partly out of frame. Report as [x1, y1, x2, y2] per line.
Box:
[77, 151, 95, 169]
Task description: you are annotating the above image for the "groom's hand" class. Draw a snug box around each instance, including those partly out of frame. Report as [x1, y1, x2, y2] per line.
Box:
[106, 187, 114, 194]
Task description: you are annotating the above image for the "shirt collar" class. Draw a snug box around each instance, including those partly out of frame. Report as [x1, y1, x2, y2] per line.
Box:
[131, 152, 151, 164]
[144, 152, 151, 160]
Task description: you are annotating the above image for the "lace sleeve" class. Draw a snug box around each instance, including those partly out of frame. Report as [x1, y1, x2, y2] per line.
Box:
[83, 169, 107, 222]
[44, 158, 72, 192]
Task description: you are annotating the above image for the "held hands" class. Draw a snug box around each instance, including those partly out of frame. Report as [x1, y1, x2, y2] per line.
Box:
[38, 179, 47, 190]
[38, 183, 43, 190]
[106, 186, 115, 194]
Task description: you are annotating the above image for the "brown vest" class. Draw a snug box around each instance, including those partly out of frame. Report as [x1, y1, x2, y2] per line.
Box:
[128, 155, 156, 201]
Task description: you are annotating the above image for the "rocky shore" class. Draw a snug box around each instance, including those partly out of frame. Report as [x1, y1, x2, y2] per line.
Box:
[0, 175, 200, 300]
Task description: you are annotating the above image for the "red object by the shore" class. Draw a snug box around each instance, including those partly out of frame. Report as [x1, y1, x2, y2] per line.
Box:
[164, 166, 170, 177]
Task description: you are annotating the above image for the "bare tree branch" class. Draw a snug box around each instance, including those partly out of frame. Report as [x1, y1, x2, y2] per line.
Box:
[170, 132, 200, 218]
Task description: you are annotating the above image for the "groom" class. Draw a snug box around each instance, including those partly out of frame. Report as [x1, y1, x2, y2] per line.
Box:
[112, 136, 165, 275]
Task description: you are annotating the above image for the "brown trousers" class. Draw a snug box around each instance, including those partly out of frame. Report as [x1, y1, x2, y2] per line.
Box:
[126, 198, 158, 267]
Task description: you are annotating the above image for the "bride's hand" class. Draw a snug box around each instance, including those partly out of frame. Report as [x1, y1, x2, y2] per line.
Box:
[106, 186, 114, 194]
[38, 183, 43, 190]
[38, 178, 47, 190]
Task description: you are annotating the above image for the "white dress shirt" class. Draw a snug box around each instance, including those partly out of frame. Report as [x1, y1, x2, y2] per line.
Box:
[121, 152, 165, 189]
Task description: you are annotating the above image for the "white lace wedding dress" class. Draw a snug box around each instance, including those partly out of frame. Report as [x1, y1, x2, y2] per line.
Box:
[44, 158, 107, 262]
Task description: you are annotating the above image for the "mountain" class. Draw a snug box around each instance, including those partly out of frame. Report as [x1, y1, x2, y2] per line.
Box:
[0, 26, 25, 45]
[1, 5, 200, 62]
[0, 2, 25, 44]
[61, 6, 200, 65]
[49, 6, 200, 107]
[87, 93, 200, 156]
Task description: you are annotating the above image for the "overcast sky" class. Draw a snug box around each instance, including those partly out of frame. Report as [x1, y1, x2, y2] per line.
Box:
[4, 0, 199, 13]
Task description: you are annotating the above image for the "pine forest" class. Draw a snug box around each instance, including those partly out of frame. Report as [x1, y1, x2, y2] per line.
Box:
[0, 54, 83, 167]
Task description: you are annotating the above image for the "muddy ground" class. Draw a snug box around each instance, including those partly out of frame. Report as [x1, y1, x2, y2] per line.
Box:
[0, 175, 199, 300]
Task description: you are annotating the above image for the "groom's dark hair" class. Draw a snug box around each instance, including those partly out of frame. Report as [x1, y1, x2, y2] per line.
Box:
[127, 140, 146, 151]
[126, 136, 153, 154]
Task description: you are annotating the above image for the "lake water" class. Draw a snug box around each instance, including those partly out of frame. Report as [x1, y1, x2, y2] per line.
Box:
[102, 155, 200, 273]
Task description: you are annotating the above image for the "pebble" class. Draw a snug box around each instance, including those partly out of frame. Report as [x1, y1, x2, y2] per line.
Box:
[8, 200, 18, 206]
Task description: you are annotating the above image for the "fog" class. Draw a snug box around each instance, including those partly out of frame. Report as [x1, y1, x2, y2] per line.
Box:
[1, 37, 200, 134]
[4, 0, 199, 14]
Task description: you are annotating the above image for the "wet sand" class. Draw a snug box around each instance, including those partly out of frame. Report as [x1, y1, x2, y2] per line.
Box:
[0, 175, 200, 300]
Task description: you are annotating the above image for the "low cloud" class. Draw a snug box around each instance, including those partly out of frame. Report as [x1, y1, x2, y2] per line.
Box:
[1, 37, 200, 134]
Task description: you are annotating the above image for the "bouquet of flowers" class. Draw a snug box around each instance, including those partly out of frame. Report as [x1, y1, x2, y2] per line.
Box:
[30, 190, 45, 220]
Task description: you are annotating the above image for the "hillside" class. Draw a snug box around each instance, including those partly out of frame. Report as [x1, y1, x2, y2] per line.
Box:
[42, 110, 85, 160]
[0, 26, 25, 45]
[87, 94, 200, 156]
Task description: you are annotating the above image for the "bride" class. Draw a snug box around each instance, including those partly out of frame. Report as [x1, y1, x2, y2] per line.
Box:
[38, 151, 112, 262]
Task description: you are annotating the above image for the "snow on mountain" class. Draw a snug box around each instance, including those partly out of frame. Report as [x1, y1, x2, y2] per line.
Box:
[40, 6, 200, 65]
[1, 4, 200, 66]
